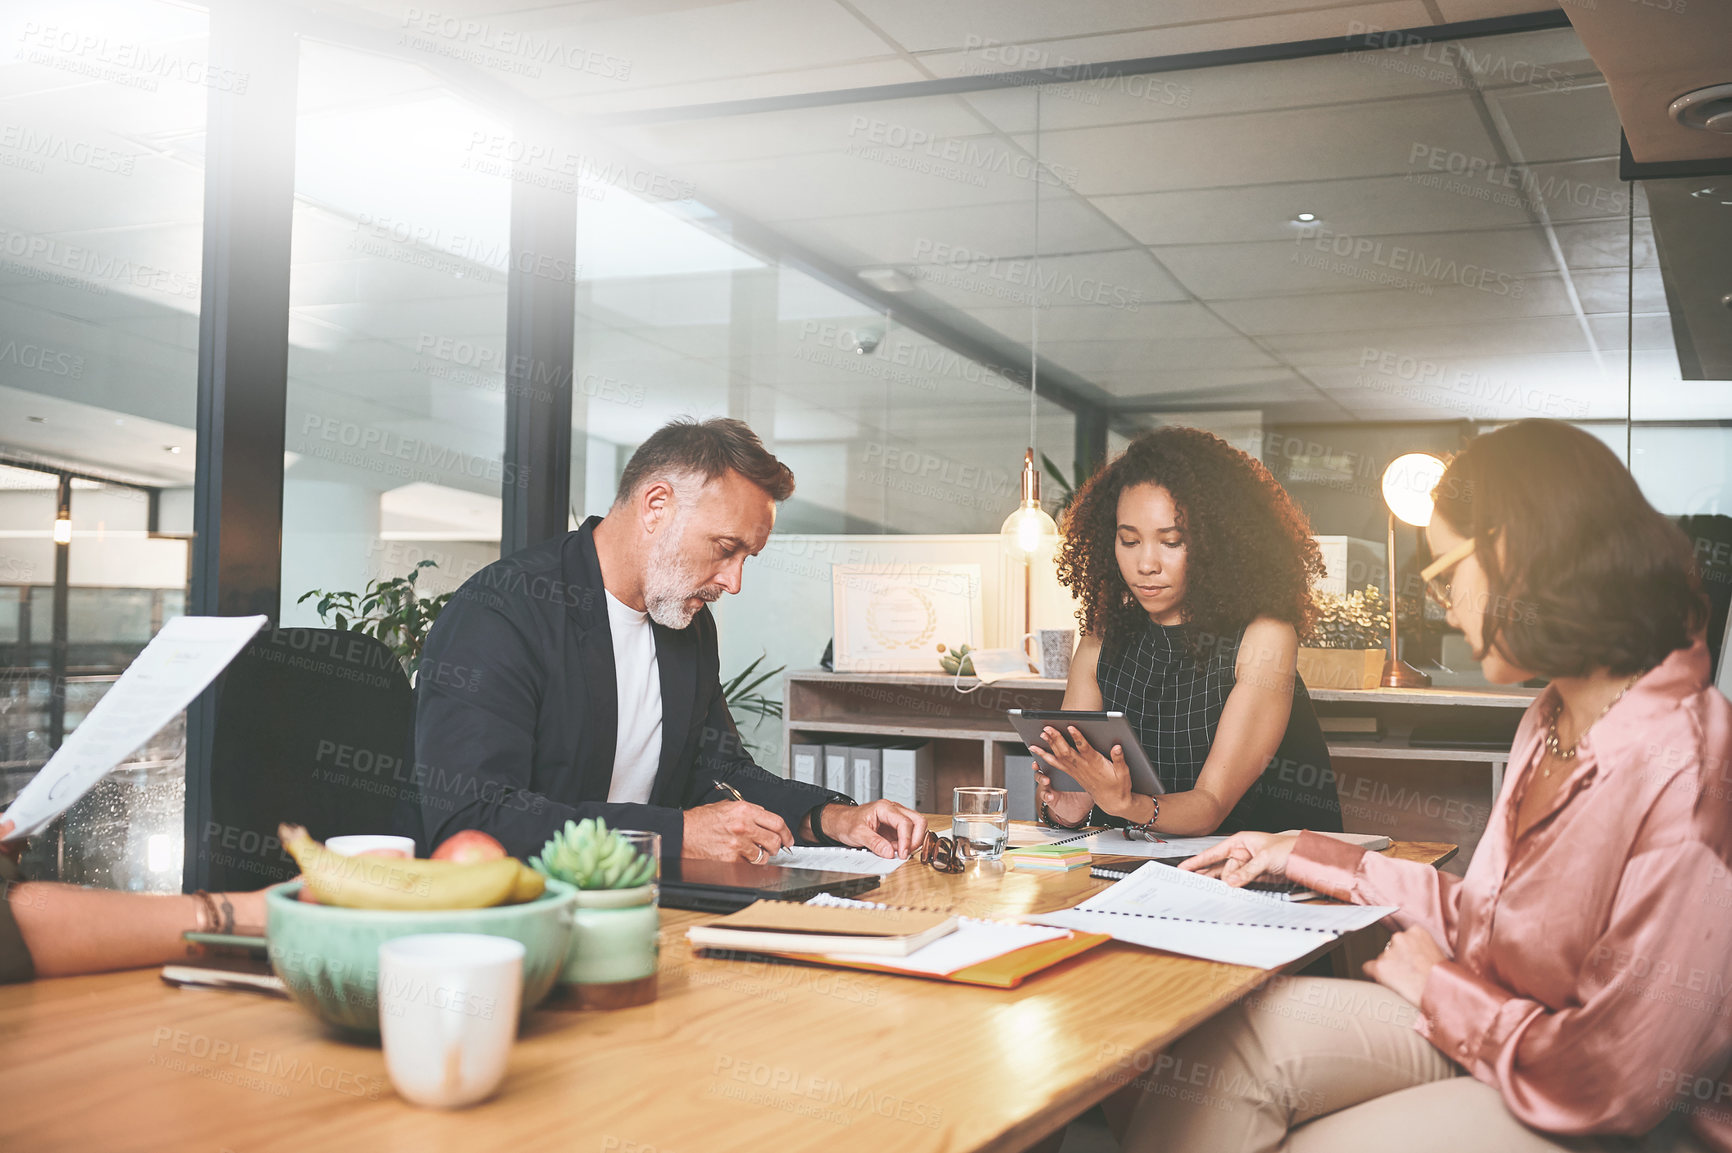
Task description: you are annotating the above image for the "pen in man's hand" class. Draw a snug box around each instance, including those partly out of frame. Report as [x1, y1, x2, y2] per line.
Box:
[712, 779, 790, 856]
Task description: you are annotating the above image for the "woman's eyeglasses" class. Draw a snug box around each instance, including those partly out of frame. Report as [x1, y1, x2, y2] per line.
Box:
[1419, 536, 1477, 611]
[917, 831, 973, 874]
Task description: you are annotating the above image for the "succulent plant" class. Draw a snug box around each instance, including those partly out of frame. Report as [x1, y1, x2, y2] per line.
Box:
[1308, 587, 1392, 651]
[937, 642, 976, 676]
[530, 818, 656, 890]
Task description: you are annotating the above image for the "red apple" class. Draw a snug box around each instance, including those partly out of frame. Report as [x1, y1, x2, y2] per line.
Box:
[431, 830, 507, 863]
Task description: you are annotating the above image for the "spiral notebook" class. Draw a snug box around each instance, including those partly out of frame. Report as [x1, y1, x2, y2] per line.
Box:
[689, 893, 1110, 987]
[1033, 862, 1397, 969]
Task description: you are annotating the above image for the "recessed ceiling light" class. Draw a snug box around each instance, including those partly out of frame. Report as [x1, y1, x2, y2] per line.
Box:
[164, 445, 182, 454]
[1293, 212, 1319, 224]
[1670, 84, 1732, 134]
[857, 267, 917, 293]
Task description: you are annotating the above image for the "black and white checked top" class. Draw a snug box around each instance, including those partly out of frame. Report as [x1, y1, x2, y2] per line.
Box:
[1094, 619, 1342, 835]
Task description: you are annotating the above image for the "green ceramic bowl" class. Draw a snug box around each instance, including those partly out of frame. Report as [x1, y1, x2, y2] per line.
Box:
[265, 878, 577, 1034]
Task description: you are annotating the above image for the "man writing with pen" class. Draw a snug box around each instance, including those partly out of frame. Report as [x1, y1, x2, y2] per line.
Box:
[414, 418, 927, 863]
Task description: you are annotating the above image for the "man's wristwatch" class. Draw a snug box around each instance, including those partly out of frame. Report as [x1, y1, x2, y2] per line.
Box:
[809, 802, 846, 846]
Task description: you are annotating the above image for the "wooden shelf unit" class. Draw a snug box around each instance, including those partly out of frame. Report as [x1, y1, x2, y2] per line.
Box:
[782, 669, 1538, 867]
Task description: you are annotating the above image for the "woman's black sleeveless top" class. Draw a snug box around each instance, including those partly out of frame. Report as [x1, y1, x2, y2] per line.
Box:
[1095, 619, 1342, 835]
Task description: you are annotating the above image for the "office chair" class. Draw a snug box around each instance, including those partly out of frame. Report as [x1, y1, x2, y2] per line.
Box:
[1679, 514, 1732, 686]
[199, 627, 422, 892]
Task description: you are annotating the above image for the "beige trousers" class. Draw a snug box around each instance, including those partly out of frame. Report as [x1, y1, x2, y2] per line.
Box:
[1119, 976, 1704, 1153]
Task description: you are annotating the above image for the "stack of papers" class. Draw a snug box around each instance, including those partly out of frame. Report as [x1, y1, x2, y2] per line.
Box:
[687, 899, 957, 957]
[1032, 862, 1397, 969]
[1053, 831, 1229, 859]
[1005, 845, 1091, 873]
[769, 845, 906, 876]
[803, 894, 1078, 976]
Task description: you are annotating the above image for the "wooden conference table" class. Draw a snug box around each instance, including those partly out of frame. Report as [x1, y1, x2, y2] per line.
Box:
[1, 829, 1455, 1153]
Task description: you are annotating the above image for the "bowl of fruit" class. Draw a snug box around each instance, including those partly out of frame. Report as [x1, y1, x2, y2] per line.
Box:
[266, 824, 578, 1034]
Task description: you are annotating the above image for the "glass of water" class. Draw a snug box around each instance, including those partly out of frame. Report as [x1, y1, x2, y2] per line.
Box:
[952, 787, 1009, 860]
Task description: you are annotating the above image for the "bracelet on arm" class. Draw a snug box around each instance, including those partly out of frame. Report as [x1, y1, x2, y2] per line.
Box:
[1037, 800, 1091, 831]
[215, 893, 236, 935]
[1125, 795, 1161, 842]
[191, 890, 221, 934]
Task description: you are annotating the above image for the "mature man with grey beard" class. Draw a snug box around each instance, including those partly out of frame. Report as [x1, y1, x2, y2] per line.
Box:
[414, 417, 926, 862]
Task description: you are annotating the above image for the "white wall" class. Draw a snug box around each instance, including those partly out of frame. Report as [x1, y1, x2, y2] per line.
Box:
[711, 532, 1081, 771]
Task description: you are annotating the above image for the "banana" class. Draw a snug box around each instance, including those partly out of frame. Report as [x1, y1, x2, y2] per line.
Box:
[508, 865, 546, 904]
[279, 824, 541, 911]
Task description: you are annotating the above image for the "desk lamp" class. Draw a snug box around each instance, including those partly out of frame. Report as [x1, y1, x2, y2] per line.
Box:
[1379, 453, 1446, 689]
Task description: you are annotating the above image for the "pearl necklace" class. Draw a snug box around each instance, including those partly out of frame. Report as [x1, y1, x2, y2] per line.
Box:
[1541, 672, 1644, 776]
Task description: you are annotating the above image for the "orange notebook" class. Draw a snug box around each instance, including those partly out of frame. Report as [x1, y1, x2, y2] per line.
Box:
[777, 932, 1109, 988]
[693, 896, 1110, 988]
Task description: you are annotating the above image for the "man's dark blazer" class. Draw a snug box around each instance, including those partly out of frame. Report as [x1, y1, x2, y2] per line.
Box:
[414, 517, 850, 858]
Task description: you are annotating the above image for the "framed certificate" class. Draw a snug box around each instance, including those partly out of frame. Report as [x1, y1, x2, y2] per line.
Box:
[831, 564, 983, 673]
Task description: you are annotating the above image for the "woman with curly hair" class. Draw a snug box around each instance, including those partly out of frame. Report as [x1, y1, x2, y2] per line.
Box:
[1030, 425, 1343, 836]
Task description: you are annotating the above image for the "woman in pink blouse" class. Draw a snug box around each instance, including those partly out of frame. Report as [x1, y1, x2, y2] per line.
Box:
[1125, 419, 1732, 1153]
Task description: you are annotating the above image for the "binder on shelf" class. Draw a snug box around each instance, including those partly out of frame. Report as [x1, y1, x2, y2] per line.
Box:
[823, 745, 851, 794]
[791, 743, 821, 785]
[1004, 752, 1037, 821]
[849, 745, 883, 804]
[881, 742, 934, 811]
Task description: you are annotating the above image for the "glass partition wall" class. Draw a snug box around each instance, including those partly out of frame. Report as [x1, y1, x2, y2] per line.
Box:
[0, 0, 203, 888]
[3, 7, 1728, 882]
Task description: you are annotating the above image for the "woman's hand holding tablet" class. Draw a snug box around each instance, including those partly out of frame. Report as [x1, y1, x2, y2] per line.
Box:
[1009, 710, 1166, 826]
[1032, 724, 1137, 814]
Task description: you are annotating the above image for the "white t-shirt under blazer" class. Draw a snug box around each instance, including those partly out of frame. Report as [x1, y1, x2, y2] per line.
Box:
[604, 589, 664, 804]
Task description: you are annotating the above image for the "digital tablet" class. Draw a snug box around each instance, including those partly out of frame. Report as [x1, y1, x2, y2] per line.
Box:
[1007, 709, 1166, 796]
[659, 859, 883, 914]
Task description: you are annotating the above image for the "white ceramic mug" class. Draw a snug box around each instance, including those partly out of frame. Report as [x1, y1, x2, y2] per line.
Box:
[326, 834, 416, 858]
[377, 933, 524, 1108]
[1022, 628, 1077, 679]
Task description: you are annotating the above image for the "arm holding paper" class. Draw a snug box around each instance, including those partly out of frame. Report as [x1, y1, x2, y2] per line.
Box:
[0, 819, 267, 982]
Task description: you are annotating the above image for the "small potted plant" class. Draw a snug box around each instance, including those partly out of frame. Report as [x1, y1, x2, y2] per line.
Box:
[1298, 588, 1389, 690]
[530, 819, 660, 1009]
